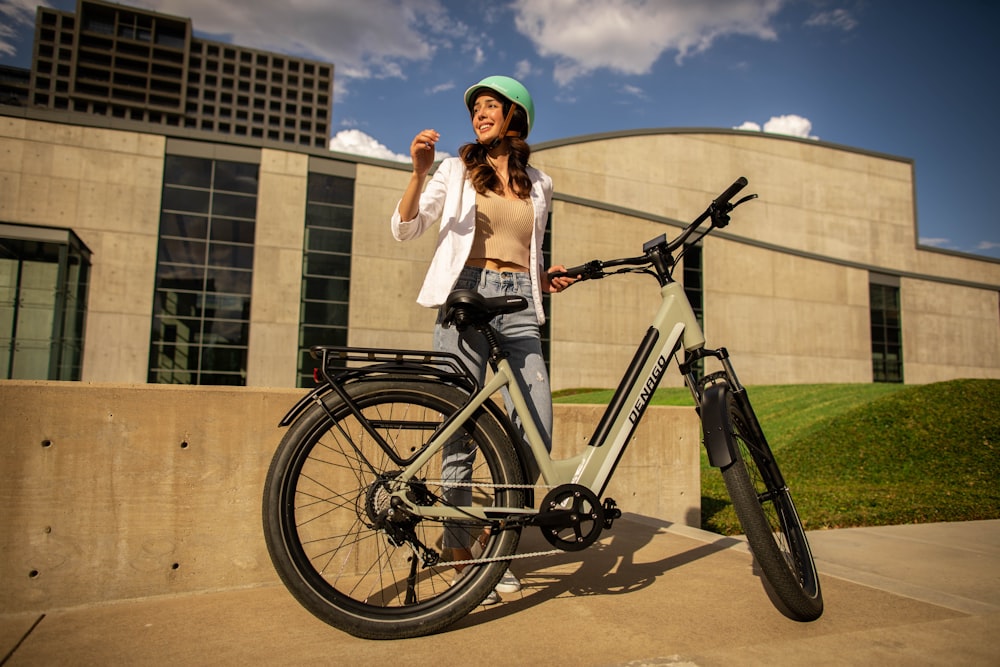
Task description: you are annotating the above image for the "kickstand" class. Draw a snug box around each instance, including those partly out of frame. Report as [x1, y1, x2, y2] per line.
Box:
[404, 553, 419, 605]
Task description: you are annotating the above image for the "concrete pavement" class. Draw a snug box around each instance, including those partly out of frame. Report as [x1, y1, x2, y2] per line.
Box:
[2, 517, 998, 666]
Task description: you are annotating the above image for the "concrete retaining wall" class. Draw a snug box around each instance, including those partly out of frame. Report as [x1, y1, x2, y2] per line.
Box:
[0, 381, 700, 613]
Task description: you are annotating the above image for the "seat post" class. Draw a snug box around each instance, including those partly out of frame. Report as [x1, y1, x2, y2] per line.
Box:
[476, 322, 508, 369]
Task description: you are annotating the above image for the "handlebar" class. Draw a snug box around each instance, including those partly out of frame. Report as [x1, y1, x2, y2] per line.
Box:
[714, 176, 748, 210]
[549, 177, 756, 284]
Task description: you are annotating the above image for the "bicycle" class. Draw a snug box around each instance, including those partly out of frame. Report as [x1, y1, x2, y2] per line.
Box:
[261, 176, 824, 639]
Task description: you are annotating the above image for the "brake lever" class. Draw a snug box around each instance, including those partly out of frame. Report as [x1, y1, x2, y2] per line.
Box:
[710, 192, 758, 228]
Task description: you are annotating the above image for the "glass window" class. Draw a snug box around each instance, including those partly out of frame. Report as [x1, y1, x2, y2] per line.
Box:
[149, 156, 259, 385]
[212, 192, 257, 219]
[300, 324, 347, 349]
[207, 243, 254, 269]
[304, 251, 350, 277]
[302, 301, 348, 327]
[163, 155, 212, 188]
[209, 218, 255, 244]
[161, 186, 210, 214]
[682, 244, 704, 379]
[869, 281, 903, 383]
[205, 267, 253, 294]
[303, 276, 349, 302]
[306, 227, 351, 253]
[0, 225, 90, 380]
[306, 202, 352, 230]
[540, 214, 552, 366]
[307, 172, 354, 206]
[160, 212, 208, 238]
[298, 173, 354, 386]
[215, 162, 258, 194]
[157, 237, 206, 266]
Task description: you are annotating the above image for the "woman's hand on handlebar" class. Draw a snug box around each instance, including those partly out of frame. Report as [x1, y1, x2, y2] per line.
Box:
[544, 265, 579, 293]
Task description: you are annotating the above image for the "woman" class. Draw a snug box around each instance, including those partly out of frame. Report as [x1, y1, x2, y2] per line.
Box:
[391, 75, 575, 603]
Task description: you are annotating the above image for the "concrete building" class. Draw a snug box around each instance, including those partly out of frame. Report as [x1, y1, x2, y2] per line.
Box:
[17, 0, 333, 149]
[1, 106, 998, 388]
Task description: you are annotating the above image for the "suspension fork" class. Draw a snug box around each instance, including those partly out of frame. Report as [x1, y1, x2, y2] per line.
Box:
[682, 347, 785, 486]
[681, 346, 745, 469]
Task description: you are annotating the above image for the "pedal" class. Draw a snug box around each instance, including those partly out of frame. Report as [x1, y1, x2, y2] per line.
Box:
[602, 498, 622, 529]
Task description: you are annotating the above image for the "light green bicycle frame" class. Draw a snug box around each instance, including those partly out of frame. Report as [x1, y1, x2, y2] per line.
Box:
[391, 281, 705, 521]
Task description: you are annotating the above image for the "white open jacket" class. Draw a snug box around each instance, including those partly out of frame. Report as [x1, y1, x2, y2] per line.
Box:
[390, 156, 554, 324]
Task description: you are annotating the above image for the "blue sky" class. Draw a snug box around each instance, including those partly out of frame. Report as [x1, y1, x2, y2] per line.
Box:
[2, 0, 997, 260]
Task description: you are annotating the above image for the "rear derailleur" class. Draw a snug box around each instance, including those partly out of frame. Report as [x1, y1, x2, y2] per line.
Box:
[365, 474, 439, 567]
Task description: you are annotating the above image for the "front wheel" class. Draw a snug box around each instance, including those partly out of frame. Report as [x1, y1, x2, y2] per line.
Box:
[262, 379, 527, 639]
[718, 386, 824, 621]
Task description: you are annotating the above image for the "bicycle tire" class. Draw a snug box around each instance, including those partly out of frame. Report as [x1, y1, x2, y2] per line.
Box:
[718, 386, 824, 621]
[262, 379, 526, 639]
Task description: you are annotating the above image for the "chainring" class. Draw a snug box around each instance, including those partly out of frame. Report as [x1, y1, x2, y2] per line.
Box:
[537, 484, 605, 551]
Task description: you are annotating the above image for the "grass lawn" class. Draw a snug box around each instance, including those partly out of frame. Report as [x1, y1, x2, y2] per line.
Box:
[555, 379, 1000, 535]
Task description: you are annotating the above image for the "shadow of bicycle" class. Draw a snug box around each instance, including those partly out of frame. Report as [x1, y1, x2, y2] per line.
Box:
[448, 514, 744, 631]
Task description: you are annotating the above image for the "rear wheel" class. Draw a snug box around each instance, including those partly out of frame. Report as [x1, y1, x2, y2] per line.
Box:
[719, 386, 823, 621]
[262, 379, 526, 639]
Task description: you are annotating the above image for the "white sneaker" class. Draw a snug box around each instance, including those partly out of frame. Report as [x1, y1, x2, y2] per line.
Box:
[451, 570, 501, 606]
[495, 568, 522, 594]
[470, 539, 522, 594]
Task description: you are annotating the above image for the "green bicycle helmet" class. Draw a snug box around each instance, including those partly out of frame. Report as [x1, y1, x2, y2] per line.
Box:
[464, 75, 535, 139]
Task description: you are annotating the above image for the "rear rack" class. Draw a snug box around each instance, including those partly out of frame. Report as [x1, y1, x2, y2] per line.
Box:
[310, 345, 479, 392]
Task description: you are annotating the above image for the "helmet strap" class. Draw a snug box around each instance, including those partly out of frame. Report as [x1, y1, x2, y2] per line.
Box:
[484, 104, 519, 149]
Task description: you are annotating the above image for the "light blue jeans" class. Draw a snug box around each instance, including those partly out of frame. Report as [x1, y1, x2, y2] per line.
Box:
[436, 266, 552, 549]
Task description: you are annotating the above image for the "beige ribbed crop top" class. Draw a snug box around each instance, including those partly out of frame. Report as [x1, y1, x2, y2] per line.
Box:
[469, 191, 533, 269]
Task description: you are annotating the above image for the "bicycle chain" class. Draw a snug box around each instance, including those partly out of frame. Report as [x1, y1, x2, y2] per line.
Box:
[401, 479, 577, 566]
[438, 549, 564, 568]
[423, 480, 558, 490]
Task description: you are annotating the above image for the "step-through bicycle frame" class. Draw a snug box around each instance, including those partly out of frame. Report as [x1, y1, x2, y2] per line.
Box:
[383, 278, 705, 523]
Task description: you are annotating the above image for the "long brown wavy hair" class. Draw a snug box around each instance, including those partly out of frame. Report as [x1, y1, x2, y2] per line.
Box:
[459, 100, 532, 199]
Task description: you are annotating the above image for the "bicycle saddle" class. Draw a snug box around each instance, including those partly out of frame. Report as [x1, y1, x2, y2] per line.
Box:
[442, 289, 528, 329]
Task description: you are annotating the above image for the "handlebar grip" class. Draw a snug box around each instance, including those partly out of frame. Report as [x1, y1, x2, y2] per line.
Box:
[549, 260, 600, 281]
[561, 263, 590, 277]
[713, 176, 748, 207]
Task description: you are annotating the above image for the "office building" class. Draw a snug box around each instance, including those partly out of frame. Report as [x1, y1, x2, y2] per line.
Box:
[20, 0, 333, 148]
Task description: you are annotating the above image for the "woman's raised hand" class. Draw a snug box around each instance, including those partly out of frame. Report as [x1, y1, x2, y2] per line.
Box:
[410, 129, 440, 176]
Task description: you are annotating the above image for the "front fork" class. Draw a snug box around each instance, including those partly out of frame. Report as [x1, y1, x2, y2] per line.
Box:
[680, 346, 747, 469]
[681, 347, 786, 489]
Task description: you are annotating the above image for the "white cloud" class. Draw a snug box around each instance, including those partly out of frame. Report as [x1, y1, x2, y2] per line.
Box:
[134, 0, 450, 82]
[0, 0, 46, 58]
[329, 129, 409, 161]
[514, 59, 535, 81]
[919, 237, 951, 248]
[734, 114, 818, 140]
[427, 81, 455, 95]
[511, 0, 787, 85]
[805, 9, 858, 32]
[621, 84, 647, 100]
[976, 241, 1000, 251]
[328, 129, 451, 163]
[763, 114, 818, 139]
